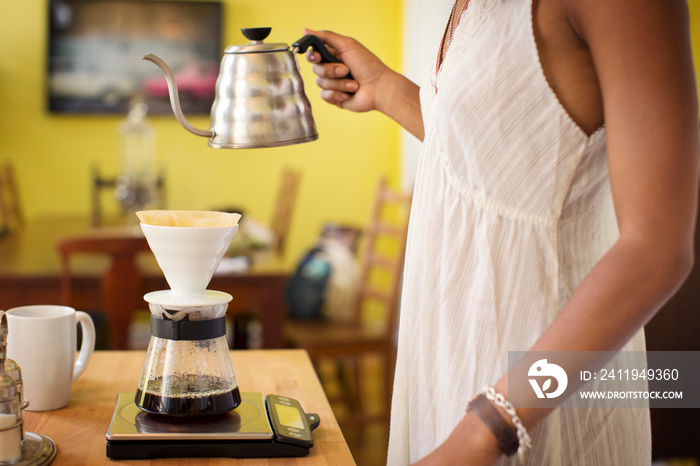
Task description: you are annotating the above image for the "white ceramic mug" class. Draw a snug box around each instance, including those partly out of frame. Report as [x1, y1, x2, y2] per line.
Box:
[5, 305, 95, 411]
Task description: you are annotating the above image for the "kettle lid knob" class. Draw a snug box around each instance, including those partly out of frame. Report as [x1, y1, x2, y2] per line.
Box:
[241, 27, 272, 42]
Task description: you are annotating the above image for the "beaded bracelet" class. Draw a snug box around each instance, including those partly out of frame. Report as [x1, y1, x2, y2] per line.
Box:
[482, 385, 532, 460]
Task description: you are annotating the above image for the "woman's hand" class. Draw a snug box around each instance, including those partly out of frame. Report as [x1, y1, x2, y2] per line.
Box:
[302, 28, 390, 113]
[301, 28, 425, 140]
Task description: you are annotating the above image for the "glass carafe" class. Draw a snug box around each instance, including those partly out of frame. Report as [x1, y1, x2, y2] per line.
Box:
[135, 301, 240, 416]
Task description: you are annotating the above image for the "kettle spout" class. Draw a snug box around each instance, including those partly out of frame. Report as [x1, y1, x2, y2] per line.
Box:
[142, 54, 215, 139]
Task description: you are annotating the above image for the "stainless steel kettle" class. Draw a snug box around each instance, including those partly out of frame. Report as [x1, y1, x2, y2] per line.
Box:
[144, 27, 344, 149]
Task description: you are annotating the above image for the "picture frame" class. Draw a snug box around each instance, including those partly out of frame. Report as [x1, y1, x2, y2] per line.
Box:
[47, 0, 223, 115]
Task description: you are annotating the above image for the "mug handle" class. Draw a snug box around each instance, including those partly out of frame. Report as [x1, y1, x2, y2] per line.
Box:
[73, 311, 95, 382]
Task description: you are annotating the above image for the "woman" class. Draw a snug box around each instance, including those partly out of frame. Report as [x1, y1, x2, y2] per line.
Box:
[304, 0, 698, 464]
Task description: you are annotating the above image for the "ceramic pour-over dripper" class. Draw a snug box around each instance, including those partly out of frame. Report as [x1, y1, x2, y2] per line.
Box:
[140, 221, 238, 300]
[135, 211, 243, 416]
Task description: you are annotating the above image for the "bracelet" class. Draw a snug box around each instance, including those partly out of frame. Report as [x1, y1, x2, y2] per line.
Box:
[482, 385, 532, 460]
[467, 393, 519, 456]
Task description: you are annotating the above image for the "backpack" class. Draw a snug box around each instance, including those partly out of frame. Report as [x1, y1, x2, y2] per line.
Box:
[286, 246, 332, 320]
[286, 236, 360, 322]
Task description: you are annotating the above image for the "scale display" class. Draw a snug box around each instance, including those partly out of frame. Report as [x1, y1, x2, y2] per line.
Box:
[276, 403, 305, 429]
[106, 391, 319, 459]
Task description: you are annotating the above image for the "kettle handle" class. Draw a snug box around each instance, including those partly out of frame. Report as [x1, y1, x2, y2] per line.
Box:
[291, 35, 354, 80]
[142, 53, 215, 139]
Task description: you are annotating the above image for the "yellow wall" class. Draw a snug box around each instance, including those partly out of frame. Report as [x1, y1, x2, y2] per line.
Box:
[691, 2, 700, 95]
[0, 0, 403, 267]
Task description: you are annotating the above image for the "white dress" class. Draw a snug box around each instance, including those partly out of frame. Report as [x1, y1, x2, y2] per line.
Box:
[387, 0, 651, 464]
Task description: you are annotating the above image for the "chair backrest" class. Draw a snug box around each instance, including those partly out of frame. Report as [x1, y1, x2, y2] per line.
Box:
[91, 166, 117, 227]
[0, 162, 24, 236]
[269, 168, 301, 257]
[91, 165, 166, 227]
[354, 178, 412, 337]
[57, 233, 152, 349]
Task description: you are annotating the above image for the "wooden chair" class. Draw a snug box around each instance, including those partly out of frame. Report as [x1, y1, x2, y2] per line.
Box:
[57, 233, 152, 349]
[225, 169, 300, 348]
[284, 178, 412, 427]
[0, 162, 24, 237]
[269, 168, 301, 256]
[91, 165, 166, 227]
[91, 166, 117, 227]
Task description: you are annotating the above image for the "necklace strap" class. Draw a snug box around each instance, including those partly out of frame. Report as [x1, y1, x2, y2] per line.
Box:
[438, 0, 472, 70]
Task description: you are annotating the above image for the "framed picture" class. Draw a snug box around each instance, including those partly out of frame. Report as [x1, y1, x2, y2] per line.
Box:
[47, 0, 223, 114]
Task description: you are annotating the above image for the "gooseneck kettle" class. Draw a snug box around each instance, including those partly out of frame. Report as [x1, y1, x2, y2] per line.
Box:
[144, 28, 346, 149]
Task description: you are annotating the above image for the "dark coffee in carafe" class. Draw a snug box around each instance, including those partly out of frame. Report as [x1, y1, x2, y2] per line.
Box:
[135, 375, 241, 416]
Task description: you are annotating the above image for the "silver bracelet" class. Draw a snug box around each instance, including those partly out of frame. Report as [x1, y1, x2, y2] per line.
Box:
[482, 385, 532, 460]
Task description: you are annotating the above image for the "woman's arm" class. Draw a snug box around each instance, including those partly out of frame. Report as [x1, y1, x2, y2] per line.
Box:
[418, 0, 699, 463]
[302, 29, 425, 141]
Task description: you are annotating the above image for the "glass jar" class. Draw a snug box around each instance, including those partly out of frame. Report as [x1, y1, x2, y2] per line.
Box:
[3, 360, 23, 445]
[0, 372, 21, 464]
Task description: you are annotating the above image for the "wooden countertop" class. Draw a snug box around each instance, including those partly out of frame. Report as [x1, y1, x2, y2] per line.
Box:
[23, 350, 356, 465]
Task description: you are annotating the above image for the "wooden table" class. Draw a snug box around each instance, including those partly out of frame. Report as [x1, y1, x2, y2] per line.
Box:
[23, 350, 356, 465]
[0, 216, 289, 348]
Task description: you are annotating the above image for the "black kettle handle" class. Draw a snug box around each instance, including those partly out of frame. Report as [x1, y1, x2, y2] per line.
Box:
[292, 35, 353, 81]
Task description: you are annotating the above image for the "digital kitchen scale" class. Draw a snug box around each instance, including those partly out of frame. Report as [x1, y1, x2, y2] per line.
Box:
[106, 392, 320, 459]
